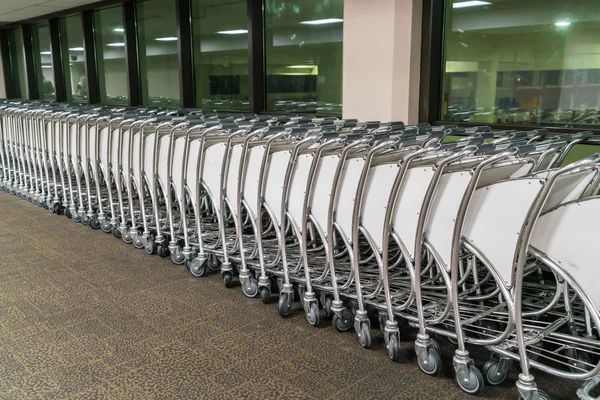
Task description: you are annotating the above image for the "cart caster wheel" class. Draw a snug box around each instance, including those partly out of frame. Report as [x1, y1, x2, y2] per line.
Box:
[430, 338, 441, 356]
[519, 390, 550, 400]
[81, 215, 90, 226]
[456, 365, 484, 395]
[223, 272, 233, 288]
[378, 312, 387, 335]
[242, 278, 259, 298]
[156, 244, 169, 258]
[260, 287, 271, 304]
[132, 233, 144, 249]
[322, 296, 333, 319]
[65, 209, 72, 219]
[112, 227, 122, 238]
[483, 357, 508, 386]
[101, 221, 112, 233]
[358, 323, 372, 348]
[387, 333, 400, 361]
[278, 292, 293, 317]
[418, 348, 442, 376]
[207, 254, 221, 271]
[307, 303, 319, 327]
[333, 309, 353, 332]
[122, 232, 133, 244]
[145, 239, 155, 255]
[188, 259, 206, 277]
[48, 203, 57, 213]
[90, 216, 100, 229]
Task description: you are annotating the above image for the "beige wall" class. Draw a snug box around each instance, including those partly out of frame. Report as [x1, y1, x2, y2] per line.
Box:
[342, 0, 422, 123]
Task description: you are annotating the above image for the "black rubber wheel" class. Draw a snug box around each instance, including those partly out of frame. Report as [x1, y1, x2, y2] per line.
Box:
[156, 244, 169, 258]
[260, 287, 270, 304]
[145, 240, 155, 255]
[322, 296, 333, 319]
[90, 216, 101, 229]
[242, 278, 259, 298]
[358, 323, 371, 348]
[456, 365, 484, 395]
[388, 333, 400, 361]
[65, 209, 72, 219]
[333, 309, 353, 332]
[307, 303, 320, 327]
[188, 259, 206, 277]
[112, 227, 122, 238]
[278, 292, 292, 317]
[207, 254, 221, 271]
[223, 272, 233, 288]
[483, 358, 509, 386]
[418, 349, 442, 376]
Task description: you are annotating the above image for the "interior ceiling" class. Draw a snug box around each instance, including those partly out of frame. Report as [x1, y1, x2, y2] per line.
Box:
[0, 0, 99, 23]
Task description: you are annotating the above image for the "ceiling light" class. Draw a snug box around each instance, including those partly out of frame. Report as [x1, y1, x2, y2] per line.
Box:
[300, 18, 343, 25]
[286, 65, 315, 69]
[40, 51, 51, 55]
[155, 37, 178, 41]
[453, 1, 491, 9]
[217, 29, 248, 35]
[41, 65, 52, 69]
[107, 42, 125, 47]
[69, 47, 84, 51]
[113, 27, 124, 32]
[555, 21, 571, 27]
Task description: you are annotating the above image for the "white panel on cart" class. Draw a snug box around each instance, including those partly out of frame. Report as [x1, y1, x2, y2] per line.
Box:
[462, 178, 543, 287]
[156, 134, 171, 195]
[287, 153, 314, 232]
[392, 166, 435, 261]
[142, 133, 156, 193]
[171, 136, 187, 193]
[226, 143, 244, 212]
[88, 126, 97, 169]
[244, 145, 266, 219]
[263, 150, 292, 226]
[530, 198, 600, 309]
[361, 163, 400, 252]
[185, 139, 201, 202]
[334, 157, 366, 244]
[309, 154, 342, 239]
[201, 142, 227, 212]
[131, 131, 142, 185]
[69, 124, 78, 164]
[121, 130, 131, 176]
[425, 171, 471, 271]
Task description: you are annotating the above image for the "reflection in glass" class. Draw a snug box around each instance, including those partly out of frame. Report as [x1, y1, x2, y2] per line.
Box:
[7, 28, 28, 99]
[61, 14, 87, 102]
[192, 0, 249, 110]
[95, 6, 128, 105]
[137, 0, 179, 107]
[442, 0, 600, 126]
[31, 22, 55, 100]
[265, 0, 344, 115]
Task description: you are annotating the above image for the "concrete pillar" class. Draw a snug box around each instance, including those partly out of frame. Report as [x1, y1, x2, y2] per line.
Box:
[342, 0, 422, 123]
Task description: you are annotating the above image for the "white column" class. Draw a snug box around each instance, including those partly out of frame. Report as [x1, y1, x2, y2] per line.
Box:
[342, 0, 422, 123]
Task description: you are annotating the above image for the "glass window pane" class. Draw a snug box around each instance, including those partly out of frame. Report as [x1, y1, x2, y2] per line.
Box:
[8, 28, 28, 99]
[61, 14, 86, 103]
[94, 6, 128, 105]
[137, 0, 179, 107]
[442, 0, 600, 126]
[32, 21, 55, 101]
[264, 0, 344, 115]
[192, 0, 249, 111]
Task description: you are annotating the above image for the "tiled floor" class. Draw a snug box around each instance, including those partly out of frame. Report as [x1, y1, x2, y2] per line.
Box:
[0, 191, 581, 399]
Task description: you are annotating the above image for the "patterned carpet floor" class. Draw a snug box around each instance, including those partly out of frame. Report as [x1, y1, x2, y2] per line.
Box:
[0, 190, 581, 399]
